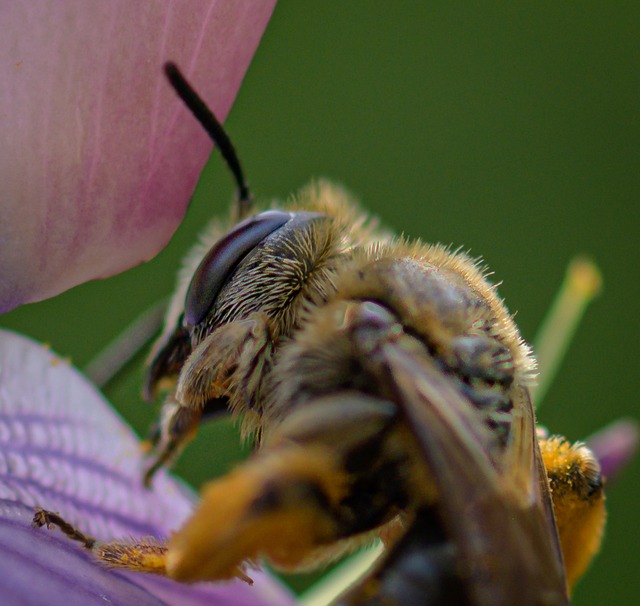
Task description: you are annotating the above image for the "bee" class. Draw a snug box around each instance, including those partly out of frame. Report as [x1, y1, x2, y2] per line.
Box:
[34, 63, 608, 605]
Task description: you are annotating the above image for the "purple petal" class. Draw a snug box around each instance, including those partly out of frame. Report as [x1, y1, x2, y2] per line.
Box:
[587, 419, 638, 485]
[0, 0, 277, 313]
[0, 329, 294, 606]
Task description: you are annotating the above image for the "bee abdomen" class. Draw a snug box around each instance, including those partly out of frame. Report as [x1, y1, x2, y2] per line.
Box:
[337, 507, 470, 606]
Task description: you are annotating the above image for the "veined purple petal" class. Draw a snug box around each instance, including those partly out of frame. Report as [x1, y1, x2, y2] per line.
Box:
[0, 0, 277, 313]
[0, 329, 295, 606]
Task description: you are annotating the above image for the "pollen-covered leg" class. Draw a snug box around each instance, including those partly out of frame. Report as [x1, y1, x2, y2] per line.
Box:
[166, 394, 401, 582]
[32, 507, 257, 583]
[32, 508, 168, 575]
[166, 444, 348, 581]
[95, 540, 170, 575]
[539, 435, 606, 591]
[39, 395, 401, 583]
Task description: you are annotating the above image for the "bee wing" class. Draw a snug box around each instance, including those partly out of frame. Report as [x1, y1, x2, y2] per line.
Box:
[380, 342, 568, 606]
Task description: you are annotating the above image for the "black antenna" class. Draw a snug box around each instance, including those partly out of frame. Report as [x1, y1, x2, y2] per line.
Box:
[164, 62, 252, 217]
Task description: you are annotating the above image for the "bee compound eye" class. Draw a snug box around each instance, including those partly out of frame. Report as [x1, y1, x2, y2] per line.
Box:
[184, 210, 292, 326]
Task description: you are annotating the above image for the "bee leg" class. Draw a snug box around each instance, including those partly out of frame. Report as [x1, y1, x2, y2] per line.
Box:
[144, 314, 273, 486]
[32, 508, 170, 575]
[35, 446, 343, 583]
[176, 313, 273, 410]
[163, 394, 401, 582]
[143, 395, 227, 487]
[539, 435, 606, 592]
[44, 396, 398, 582]
[33, 508, 97, 549]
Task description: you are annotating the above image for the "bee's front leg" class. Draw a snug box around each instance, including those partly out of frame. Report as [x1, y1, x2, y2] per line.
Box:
[144, 313, 273, 485]
[35, 396, 399, 583]
[143, 394, 227, 486]
[176, 313, 273, 410]
[32, 507, 256, 585]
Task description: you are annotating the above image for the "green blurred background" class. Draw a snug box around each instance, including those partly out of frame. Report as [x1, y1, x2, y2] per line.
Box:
[2, 2, 638, 603]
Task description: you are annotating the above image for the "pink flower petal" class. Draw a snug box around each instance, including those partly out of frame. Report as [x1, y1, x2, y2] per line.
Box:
[587, 419, 638, 486]
[0, 329, 294, 605]
[0, 0, 276, 313]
